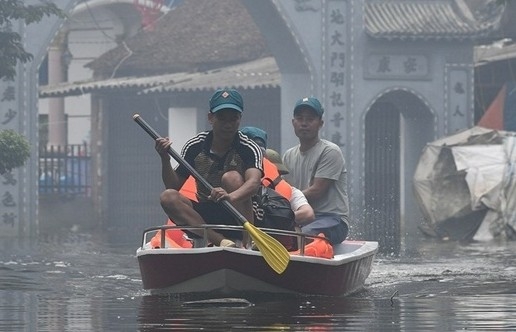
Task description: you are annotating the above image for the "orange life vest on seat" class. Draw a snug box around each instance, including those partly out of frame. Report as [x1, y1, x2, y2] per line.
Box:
[290, 233, 334, 259]
[151, 177, 198, 248]
[150, 219, 193, 248]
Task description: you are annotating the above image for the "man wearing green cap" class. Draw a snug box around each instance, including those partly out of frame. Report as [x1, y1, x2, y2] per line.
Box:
[241, 126, 315, 226]
[155, 89, 263, 247]
[283, 96, 349, 245]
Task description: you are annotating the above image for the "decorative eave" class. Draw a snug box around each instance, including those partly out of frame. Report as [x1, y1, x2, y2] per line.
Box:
[38, 57, 279, 98]
[364, 0, 503, 41]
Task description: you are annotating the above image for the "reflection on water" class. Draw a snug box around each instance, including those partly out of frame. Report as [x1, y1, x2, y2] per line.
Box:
[1, 228, 516, 331]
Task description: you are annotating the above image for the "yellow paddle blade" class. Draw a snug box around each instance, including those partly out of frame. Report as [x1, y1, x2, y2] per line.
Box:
[243, 221, 290, 274]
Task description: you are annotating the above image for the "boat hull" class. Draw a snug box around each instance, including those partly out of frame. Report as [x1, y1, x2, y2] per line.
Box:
[137, 241, 378, 296]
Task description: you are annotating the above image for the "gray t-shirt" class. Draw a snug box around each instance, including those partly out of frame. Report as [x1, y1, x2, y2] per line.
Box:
[283, 139, 349, 223]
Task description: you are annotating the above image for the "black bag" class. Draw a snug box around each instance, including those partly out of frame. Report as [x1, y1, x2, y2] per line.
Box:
[252, 185, 295, 232]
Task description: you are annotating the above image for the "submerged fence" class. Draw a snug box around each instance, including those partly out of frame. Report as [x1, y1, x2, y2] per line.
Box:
[39, 144, 91, 197]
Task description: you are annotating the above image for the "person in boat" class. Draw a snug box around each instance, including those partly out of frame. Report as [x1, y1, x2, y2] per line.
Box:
[155, 89, 263, 248]
[282, 97, 349, 245]
[240, 126, 315, 226]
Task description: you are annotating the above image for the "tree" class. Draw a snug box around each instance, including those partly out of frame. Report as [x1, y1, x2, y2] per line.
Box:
[0, 1, 62, 173]
[0, 129, 31, 175]
[0, 0, 62, 81]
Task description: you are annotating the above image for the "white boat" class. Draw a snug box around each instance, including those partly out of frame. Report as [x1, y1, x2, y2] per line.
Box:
[137, 225, 378, 297]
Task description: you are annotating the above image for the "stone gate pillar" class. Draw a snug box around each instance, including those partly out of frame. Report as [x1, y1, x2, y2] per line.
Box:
[243, 0, 354, 166]
[0, 0, 78, 237]
[243, 0, 357, 219]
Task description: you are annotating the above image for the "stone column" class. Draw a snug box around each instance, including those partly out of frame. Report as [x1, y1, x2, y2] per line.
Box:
[47, 31, 67, 148]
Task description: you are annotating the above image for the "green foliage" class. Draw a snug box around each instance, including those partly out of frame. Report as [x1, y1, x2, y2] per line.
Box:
[0, 129, 31, 174]
[0, 0, 62, 80]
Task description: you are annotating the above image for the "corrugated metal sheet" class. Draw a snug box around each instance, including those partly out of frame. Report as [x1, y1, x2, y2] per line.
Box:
[475, 42, 516, 65]
[38, 57, 280, 98]
[364, 0, 502, 40]
[141, 56, 279, 94]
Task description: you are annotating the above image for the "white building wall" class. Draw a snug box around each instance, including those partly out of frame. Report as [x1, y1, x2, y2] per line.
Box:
[39, 2, 139, 145]
[168, 107, 198, 168]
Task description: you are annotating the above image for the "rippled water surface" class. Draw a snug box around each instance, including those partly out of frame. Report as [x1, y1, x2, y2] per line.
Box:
[1, 228, 515, 331]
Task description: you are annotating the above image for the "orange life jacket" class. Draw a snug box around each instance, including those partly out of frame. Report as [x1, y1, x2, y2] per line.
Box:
[180, 176, 198, 202]
[262, 158, 292, 199]
[260, 158, 297, 250]
[180, 159, 291, 201]
[150, 219, 193, 249]
[151, 176, 197, 246]
[289, 233, 334, 259]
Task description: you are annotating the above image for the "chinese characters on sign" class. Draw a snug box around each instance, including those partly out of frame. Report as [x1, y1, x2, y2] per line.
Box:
[294, 0, 319, 12]
[447, 68, 469, 133]
[367, 54, 429, 79]
[0, 79, 19, 230]
[325, 1, 347, 147]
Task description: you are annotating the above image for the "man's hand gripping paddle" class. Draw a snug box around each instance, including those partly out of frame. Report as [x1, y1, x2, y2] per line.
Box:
[133, 114, 290, 274]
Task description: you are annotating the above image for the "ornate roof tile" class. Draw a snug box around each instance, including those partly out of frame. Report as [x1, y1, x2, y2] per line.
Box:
[364, 0, 503, 40]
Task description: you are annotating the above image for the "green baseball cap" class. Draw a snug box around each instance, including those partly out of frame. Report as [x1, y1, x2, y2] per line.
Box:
[209, 89, 244, 113]
[241, 126, 268, 149]
[265, 149, 289, 175]
[293, 96, 324, 117]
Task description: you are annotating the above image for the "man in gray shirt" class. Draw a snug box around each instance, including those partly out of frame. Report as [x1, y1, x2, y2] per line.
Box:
[283, 96, 349, 244]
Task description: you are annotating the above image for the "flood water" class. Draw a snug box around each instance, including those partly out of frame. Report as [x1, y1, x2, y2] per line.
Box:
[1, 226, 515, 331]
